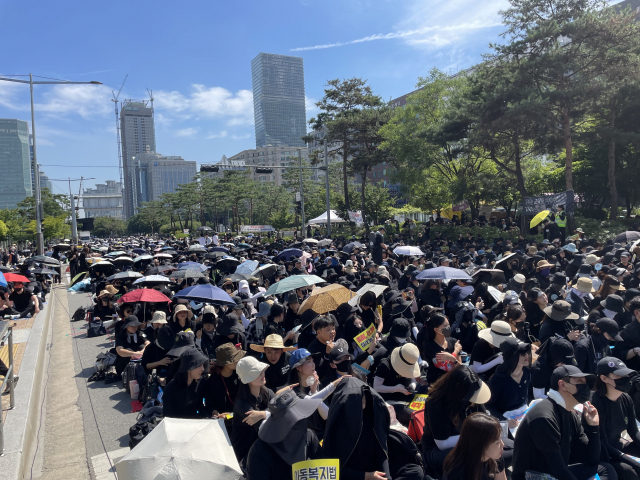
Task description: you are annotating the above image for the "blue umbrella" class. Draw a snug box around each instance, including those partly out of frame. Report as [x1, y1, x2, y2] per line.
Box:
[235, 260, 259, 275]
[177, 261, 208, 272]
[173, 284, 236, 306]
[0, 271, 6, 287]
[275, 248, 303, 262]
[415, 266, 473, 282]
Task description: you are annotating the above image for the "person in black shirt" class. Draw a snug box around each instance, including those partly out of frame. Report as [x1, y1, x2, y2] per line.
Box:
[575, 317, 621, 375]
[443, 413, 506, 480]
[250, 334, 295, 392]
[471, 321, 515, 381]
[141, 325, 175, 378]
[419, 312, 462, 384]
[6, 281, 39, 317]
[371, 226, 387, 265]
[196, 307, 218, 360]
[512, 364, 616, 480]
[592, 357, 640, 480]
[307, 315, 337, 380]
[422, 366, 493, 476]
[93, 290, 117, 322]
[114, 315, 149, 376]
[162, 347, 208, 419]
[205, 343, 245, 428]
[531, 337, 578, 399]
[169, 304, 196, 334]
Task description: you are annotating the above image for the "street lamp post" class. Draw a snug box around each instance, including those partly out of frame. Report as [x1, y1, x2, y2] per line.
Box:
[0, 74, 102, 255]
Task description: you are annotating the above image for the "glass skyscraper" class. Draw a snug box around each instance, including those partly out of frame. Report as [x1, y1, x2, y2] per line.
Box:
[251, 53, 306, 148]
[0, 119, 32, 209]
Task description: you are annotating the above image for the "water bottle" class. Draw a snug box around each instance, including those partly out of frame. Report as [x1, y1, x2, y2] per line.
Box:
[130, 380, 139, 399]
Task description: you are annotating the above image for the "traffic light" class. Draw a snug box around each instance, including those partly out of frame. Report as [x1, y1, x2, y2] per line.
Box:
[255, 167, 273, 174]
[200, 164, 219, 173]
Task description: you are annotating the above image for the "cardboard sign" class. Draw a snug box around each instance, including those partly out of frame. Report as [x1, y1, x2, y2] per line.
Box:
[409, 394, 428, 411]
[292, 459, 339, 480]
[440, 245, 450, 253]
[354, 323, 376, 352]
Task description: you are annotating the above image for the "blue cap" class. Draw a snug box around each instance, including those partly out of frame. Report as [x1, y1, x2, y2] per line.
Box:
[289, 348, 320, 369]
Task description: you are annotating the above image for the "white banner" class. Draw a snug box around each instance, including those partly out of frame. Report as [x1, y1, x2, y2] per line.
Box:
[347, 211, 363, 225]
[240, 225, 275, 232]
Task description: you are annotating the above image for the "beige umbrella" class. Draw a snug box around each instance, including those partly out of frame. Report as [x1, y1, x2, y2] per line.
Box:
[299, 284, 357, 314]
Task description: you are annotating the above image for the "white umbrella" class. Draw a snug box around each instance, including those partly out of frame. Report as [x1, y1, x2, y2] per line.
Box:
[349, 284, 389, 307]
[111, 256, 134, 264]
[303, 238, 318, 244]
[133, 275, 171, 285]
[154, 253, 173, 259]
[393, 246, 425, 256]
[116, 418, 242, 480]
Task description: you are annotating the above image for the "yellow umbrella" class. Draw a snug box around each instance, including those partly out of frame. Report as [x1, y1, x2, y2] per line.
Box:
[530, 210, 550, 229]
[299, 284, 357, 314]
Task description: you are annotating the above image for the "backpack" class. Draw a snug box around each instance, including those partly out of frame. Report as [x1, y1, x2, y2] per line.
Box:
[407, 408, 425, 443]
[71, 306, 86, 322]
[128, 416, 163, 449]
[122, 359, 148, 399]
[87, 319, 106, 338]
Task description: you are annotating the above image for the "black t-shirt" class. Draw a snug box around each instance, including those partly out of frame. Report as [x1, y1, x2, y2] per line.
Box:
[470, 339, 500, 380]
[10, 289, 33, 311]
[487, 368, 531, 418]
[591, 391, 640, 451]
[205, 370, 240, 416]
[263, 351, 291, 392]
[375, 357, 413, 403]
[421, 338, 456, 384]
[307, 338, 331, 380]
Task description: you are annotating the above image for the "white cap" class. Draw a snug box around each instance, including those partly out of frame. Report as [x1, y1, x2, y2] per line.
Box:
[237, 356, 270, 384]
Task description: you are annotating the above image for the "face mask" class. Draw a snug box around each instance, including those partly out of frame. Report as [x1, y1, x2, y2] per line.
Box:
[541, 268, 551, 277]
[395, 337, 408, 344]
[335, 359, 352, 373]
[571, 383, 592, 404]
[439, 326, 452, 336]
[614, 376, 632, 393]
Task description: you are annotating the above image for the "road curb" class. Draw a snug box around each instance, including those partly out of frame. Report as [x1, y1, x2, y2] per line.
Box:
[0, 289, 55, 480]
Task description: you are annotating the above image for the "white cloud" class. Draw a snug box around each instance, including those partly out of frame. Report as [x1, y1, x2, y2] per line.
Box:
[0, 81, 22, 110]
[207, 131, 228, 139]
[290, 0, 507, 52]
[175, 127, 199, 137]
[231, 133, 251, 140]
[155, 85, 254, 126]
[36, 84, 113, 118]
[305, 96, 319, 117]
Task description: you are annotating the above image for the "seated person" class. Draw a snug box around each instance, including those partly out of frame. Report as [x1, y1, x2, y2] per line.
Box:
[250, 334, 295, 392]
[141, 325, 175, 379]
[5, 281, 40, 318]
[114, 315, 149, 376]
[162, 347, 208, 419]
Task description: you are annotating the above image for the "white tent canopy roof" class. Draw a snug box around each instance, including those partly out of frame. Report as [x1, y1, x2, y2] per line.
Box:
[308, 210, 348, 224]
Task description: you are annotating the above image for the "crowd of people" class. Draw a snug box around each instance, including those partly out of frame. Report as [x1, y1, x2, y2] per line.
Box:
[5, 214, 640, 480]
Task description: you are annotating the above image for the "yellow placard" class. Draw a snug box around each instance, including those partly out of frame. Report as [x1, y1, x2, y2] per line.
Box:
[376, 304, 383, 321]
[292, 458, 339, 480]
[409, 393, 428, 411]
[354, 323, 376, 352]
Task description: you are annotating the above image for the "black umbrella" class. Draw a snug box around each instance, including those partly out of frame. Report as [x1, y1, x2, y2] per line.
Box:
[205, 251, 227, 259]
[28, 255, 60, 266]
[218, 273, 248, 284]
[614, 231, 640, 244]
[32, 268, 59, 275]
[145, 265, 176, 276]
[472, 269, 506, 286]
[217, 257, 241, 272]
[0, 266, 11, 273]
[342, 241, 365, 253]
[170, 269, 206, 279]
[107, 271, 143, 281]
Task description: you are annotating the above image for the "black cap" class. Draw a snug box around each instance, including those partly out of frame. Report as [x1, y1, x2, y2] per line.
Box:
[625, 289, 640, 303]
[551, 365, 596, 390]
[123, 315, 142, 329]
[596, 356, 635, 377]
[595, 317, 623, 342]
[549, 338, 577, 367]
[389, 318, 411, 337]
[328, 344, 354, 364]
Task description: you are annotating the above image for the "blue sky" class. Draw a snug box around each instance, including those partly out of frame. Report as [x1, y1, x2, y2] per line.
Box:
[0, 0, 511, 198]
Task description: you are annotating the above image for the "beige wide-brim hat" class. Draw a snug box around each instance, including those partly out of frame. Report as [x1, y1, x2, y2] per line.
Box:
[478, 320, 515, 347]
[573, 277, 596, 294]
[469, 378, 492, 404]
[390, 344, 421, 378]
[250, 334, 297, 353]
[173, 304, 194, 320]
[98, 290, 113, 298]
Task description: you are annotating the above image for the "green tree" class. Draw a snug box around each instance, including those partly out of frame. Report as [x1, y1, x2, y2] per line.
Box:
[93, 217, 127, 237]
[17, 188, 70, 221]
[363, 183, 393, 225]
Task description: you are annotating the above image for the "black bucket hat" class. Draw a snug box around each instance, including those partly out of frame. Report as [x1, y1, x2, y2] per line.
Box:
[601, 294, 624, 313]
[389, 318, 411, 338]
[167, 331, 195, 357]
[123, 315, 142, 329]
[156, 325, 176, 350]
[258, 389, 326, 444]
[216, 313, 245, 336]
[177, 347, 209, 373]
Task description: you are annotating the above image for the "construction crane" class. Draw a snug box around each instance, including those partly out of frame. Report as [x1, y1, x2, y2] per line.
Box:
[112, 75, 128, 216]
[146, 88, 154, 115]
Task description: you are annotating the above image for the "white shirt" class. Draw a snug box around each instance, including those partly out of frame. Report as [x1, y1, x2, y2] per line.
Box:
[212, 235, 220, 246]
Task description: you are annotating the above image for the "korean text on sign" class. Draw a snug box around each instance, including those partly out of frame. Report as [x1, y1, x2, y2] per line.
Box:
[354, 323, 376, 352]
[292, 459, 340, 480]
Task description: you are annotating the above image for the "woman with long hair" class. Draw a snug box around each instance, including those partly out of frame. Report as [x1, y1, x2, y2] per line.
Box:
[443, 413, 506, 480]
[525, 288, 548, 341]
[419, 313, 461, 384]
[504, 305, 530, 343]
[594, 275, 625, 306]
[421, 365, 492, 476]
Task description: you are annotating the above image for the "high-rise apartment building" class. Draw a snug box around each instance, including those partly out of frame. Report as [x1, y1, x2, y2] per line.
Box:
[251, 53, 306, 148]
[83, 180, 124, 219]
[132, 152, 196, 202]
[120, 100, 156, 218]
[0, 119, 33, 209]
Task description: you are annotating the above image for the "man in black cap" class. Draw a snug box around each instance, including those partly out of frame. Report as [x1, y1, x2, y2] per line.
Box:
[575, 317, 623, 375]
[371, 226, 387, 265]
[114, 315, 150, 376]
[513, 365, 616, 480]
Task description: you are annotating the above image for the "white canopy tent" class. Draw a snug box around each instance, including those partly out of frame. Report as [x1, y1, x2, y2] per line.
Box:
[308, 210, 348, 225]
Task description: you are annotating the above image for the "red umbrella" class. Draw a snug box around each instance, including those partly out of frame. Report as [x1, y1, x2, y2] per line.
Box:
[4, 273, 30, 283]
[117, 288, 170, 304]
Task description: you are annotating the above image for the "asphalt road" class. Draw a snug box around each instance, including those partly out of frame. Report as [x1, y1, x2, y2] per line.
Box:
[66, 289, 135, 477]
